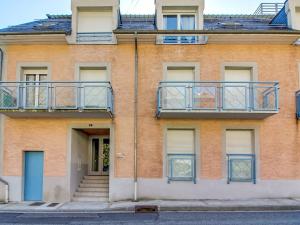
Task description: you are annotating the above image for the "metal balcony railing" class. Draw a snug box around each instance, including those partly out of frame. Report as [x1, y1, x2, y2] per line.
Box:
[227, 154, 256, 184]
[253, 3, 284, 15]
[167, 154, 196, 183]
[157, 81, 279, 116]
[76, 32, 114, 43]
[0, 81, 113, 113]
[297, 90, 300, 119]
[157, 35, 208, 45]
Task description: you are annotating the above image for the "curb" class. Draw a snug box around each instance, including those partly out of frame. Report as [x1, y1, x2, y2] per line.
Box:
[1, 205, 300, 213]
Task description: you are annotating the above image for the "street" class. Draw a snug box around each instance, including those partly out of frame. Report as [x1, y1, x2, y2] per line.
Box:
[0, 211, 300, 225]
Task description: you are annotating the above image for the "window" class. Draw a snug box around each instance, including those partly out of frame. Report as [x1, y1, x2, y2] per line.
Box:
[23, 68, 48, 109]
[166, 129, 196, 183]
[79, 67, 108, 108]
[224, 67, 252, 110]
[226, 130, 256, 184]
[77, 8, 113, 42]
[163, 14, 196, 44]
[163, 67, 195, 110]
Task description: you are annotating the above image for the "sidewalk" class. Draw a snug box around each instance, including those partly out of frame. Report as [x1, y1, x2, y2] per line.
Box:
[1, 198, 300, 213]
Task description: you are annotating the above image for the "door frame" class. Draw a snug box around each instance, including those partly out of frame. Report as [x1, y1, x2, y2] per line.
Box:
[88, 135, 110, 176]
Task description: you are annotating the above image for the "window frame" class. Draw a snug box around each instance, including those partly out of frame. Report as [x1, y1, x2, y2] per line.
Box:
[224, 128, 258, 184]
[164, 127, 198, 184]
[163, 13, 197, 30]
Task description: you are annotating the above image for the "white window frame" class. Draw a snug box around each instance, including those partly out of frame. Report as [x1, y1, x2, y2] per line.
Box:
[163, 13, 197, 30]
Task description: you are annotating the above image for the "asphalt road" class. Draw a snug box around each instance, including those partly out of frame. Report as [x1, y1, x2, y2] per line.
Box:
[1, 211, 300, 225]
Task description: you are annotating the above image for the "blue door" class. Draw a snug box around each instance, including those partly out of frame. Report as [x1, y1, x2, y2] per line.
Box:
[24, 152, 44, 201]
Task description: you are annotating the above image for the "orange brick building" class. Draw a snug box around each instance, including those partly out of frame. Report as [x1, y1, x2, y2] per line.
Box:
[0, 0, 300, 202]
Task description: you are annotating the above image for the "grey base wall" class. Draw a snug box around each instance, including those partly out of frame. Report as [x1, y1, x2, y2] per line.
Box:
[4, 176, 300, 202]
[135, 178, 300, 200]
[2, 176, 67, 202]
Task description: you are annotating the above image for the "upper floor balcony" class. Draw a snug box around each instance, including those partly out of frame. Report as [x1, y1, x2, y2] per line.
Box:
[0, 81, 113, 118]
[297, 90, 300, 119]
[157, 81, 279, 119]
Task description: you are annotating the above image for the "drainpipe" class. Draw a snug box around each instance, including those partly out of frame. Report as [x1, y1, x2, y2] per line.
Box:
[133, 32, 139, 201]
[0, 49, 7, 203]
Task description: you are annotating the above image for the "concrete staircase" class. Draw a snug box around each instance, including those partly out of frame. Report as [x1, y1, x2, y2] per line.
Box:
[72, 176, 109, 202]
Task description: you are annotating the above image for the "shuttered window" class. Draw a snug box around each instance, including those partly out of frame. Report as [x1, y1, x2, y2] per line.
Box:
[80, 68, 108, 81]
[166, 68, 195, 81]
[224, 68, 251, 82]
[167, 129, 195, 154]
[226, 130, 253, 154]
[77, 10, 113, 33]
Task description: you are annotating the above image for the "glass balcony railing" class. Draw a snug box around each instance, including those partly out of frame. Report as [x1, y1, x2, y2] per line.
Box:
[297, 90, 300, 119]
[157, 34, 208, 45]
[227, 154, 256, 184]
[167, 154, 196, 183]
[76, 32, 114, 43]
[0, 81, 113, 116]
[157, 81, 279, 119]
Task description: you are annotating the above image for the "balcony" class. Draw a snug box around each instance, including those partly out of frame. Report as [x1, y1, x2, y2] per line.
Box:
[0, 81, 113, 118]
[76, 32, 114, 43]
[227, 154, 256, 184]
[297, 90, 300, 119]
[157, 81, 279, 119]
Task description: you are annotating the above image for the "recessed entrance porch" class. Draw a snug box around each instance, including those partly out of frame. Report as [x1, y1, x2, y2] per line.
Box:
[70, 128, 111, 202]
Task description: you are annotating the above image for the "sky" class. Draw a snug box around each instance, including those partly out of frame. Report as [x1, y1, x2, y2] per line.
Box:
[0, 0, 285, 29]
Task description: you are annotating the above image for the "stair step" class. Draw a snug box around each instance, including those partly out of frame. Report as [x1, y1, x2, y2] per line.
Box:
[77, 187, 109, 192]
[82, 179, 109, 184]
[84, 176, 109, 180]
[79, 183, 109, 188]
[72, 196, 108, 202]
[74, 192, 109, 197]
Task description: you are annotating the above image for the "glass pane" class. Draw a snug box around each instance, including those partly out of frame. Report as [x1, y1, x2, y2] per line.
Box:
[102, 139, 110, 173]
[224, 86, 247, 110]
[83, 86, 107, 108]
[92, 139, 99, 172]
[193, 86, 217, 109]
[163, 15, 177, 30]
[180, 15, 195, 30]
[25, 75, 36, 108]
[230, 159, 252, 180]
[171, 158, 193, 178]
[162, 87, 186, 109]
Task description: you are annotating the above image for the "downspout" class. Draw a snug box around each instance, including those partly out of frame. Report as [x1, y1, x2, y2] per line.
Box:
[133, 32, 139, 201]
[0, 48, 8, 203]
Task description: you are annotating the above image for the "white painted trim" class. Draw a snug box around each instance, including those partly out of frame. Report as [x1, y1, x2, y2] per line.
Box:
[16, 62, 52, 82]
[75, 62, 111, 81]
[162, 62, 200, 81]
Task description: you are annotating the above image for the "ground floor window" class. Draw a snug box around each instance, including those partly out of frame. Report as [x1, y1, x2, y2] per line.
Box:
[226, 130, 256, 184]
[166, 129, 196, 183]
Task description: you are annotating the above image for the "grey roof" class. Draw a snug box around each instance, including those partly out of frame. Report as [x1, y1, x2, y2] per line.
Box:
[0, 12, 290, 34]
[0, 15, 71, 34]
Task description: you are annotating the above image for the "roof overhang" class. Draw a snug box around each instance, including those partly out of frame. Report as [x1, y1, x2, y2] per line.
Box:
[114, 30, 300, 45]
[0, 32, 68, 45]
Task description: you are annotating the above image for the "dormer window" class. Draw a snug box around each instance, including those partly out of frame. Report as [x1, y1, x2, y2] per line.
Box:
[163, 14, 196, 30]
[77, 7, 114, 43]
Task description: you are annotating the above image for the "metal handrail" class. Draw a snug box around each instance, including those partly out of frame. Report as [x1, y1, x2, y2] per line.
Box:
[296, 90, 300, 119]
[0, 81, 114, 113]
[227, 154, 256, 184]
[157, 81, 279, 113]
